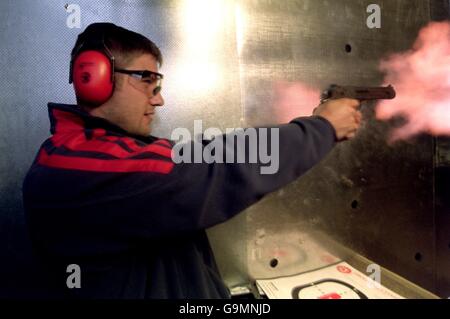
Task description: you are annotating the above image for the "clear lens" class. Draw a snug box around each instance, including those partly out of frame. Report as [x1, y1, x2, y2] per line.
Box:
[128, 74, 162, 96]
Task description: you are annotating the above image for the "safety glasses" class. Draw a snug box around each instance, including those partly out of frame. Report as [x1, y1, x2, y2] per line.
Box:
[115, 69, 164, 96]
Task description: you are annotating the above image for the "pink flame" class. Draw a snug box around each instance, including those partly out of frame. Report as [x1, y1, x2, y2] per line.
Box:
[272, 81, 320, 123]
[376, 21, 450, 141]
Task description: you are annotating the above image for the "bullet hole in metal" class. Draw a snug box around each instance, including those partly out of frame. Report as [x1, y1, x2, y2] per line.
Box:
[351, 200, 358, 209]
[345, 44, 352, 53]
[415, 252, 423, 262]
[270, 258, 278, 268]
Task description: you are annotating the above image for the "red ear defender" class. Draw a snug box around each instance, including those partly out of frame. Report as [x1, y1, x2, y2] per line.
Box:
[72, 50, 114, 105]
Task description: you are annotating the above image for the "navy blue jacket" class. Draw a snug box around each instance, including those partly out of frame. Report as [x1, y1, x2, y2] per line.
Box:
[23, 103, 336, 299]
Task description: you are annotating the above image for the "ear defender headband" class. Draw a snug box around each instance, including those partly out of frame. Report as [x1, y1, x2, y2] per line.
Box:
[69, 31, 115, 106]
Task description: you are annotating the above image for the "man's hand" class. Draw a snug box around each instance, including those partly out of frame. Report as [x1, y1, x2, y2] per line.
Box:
[313, 98, 362, 141]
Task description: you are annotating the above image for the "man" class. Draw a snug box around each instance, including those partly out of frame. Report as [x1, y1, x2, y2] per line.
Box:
[23, 23, 361, 299]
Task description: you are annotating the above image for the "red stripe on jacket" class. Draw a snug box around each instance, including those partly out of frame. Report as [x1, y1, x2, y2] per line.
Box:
[38, 108, 175, 173]
[38, 148, 174, 173]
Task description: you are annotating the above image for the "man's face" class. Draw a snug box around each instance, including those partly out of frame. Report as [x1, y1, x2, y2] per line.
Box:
[98, 53, 164, 137]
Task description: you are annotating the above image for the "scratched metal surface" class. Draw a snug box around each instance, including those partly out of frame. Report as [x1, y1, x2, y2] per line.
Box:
[432, 0, 450, 297]
[209, 0, 445, 297]
[0, 0, 448, 298]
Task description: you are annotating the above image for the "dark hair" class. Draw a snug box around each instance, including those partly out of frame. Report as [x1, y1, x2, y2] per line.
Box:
[71, 22, 162, 67]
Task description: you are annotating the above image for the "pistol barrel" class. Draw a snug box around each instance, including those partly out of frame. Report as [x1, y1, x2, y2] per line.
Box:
[321, 85, 396, 101]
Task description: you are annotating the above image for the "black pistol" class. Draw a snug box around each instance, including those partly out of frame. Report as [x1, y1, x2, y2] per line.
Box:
[320, 85, 396, 103]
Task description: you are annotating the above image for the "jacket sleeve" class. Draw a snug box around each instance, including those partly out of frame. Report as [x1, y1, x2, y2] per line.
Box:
[110, 116, 337, 240]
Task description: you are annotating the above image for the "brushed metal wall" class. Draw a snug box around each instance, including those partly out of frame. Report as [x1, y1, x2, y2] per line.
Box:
[209, 0, 448, 298]
[431, 0, 450, 300]
[0, 0, 448, 298]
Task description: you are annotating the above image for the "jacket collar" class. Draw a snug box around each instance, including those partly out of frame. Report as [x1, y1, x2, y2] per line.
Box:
[47, 103, 158, 143]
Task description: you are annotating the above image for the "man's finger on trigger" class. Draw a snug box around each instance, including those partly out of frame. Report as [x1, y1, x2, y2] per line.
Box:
[355, 111, 362, 123]
[349, 99, 361, 109]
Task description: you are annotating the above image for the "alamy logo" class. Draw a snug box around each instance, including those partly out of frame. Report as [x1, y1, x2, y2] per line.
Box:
[366, 4, 381, 29]
[65, 4, 81, 29]
[66, 264, 81, 289]
[366, 263, 381, 288]
[171, 120, 280, 175]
